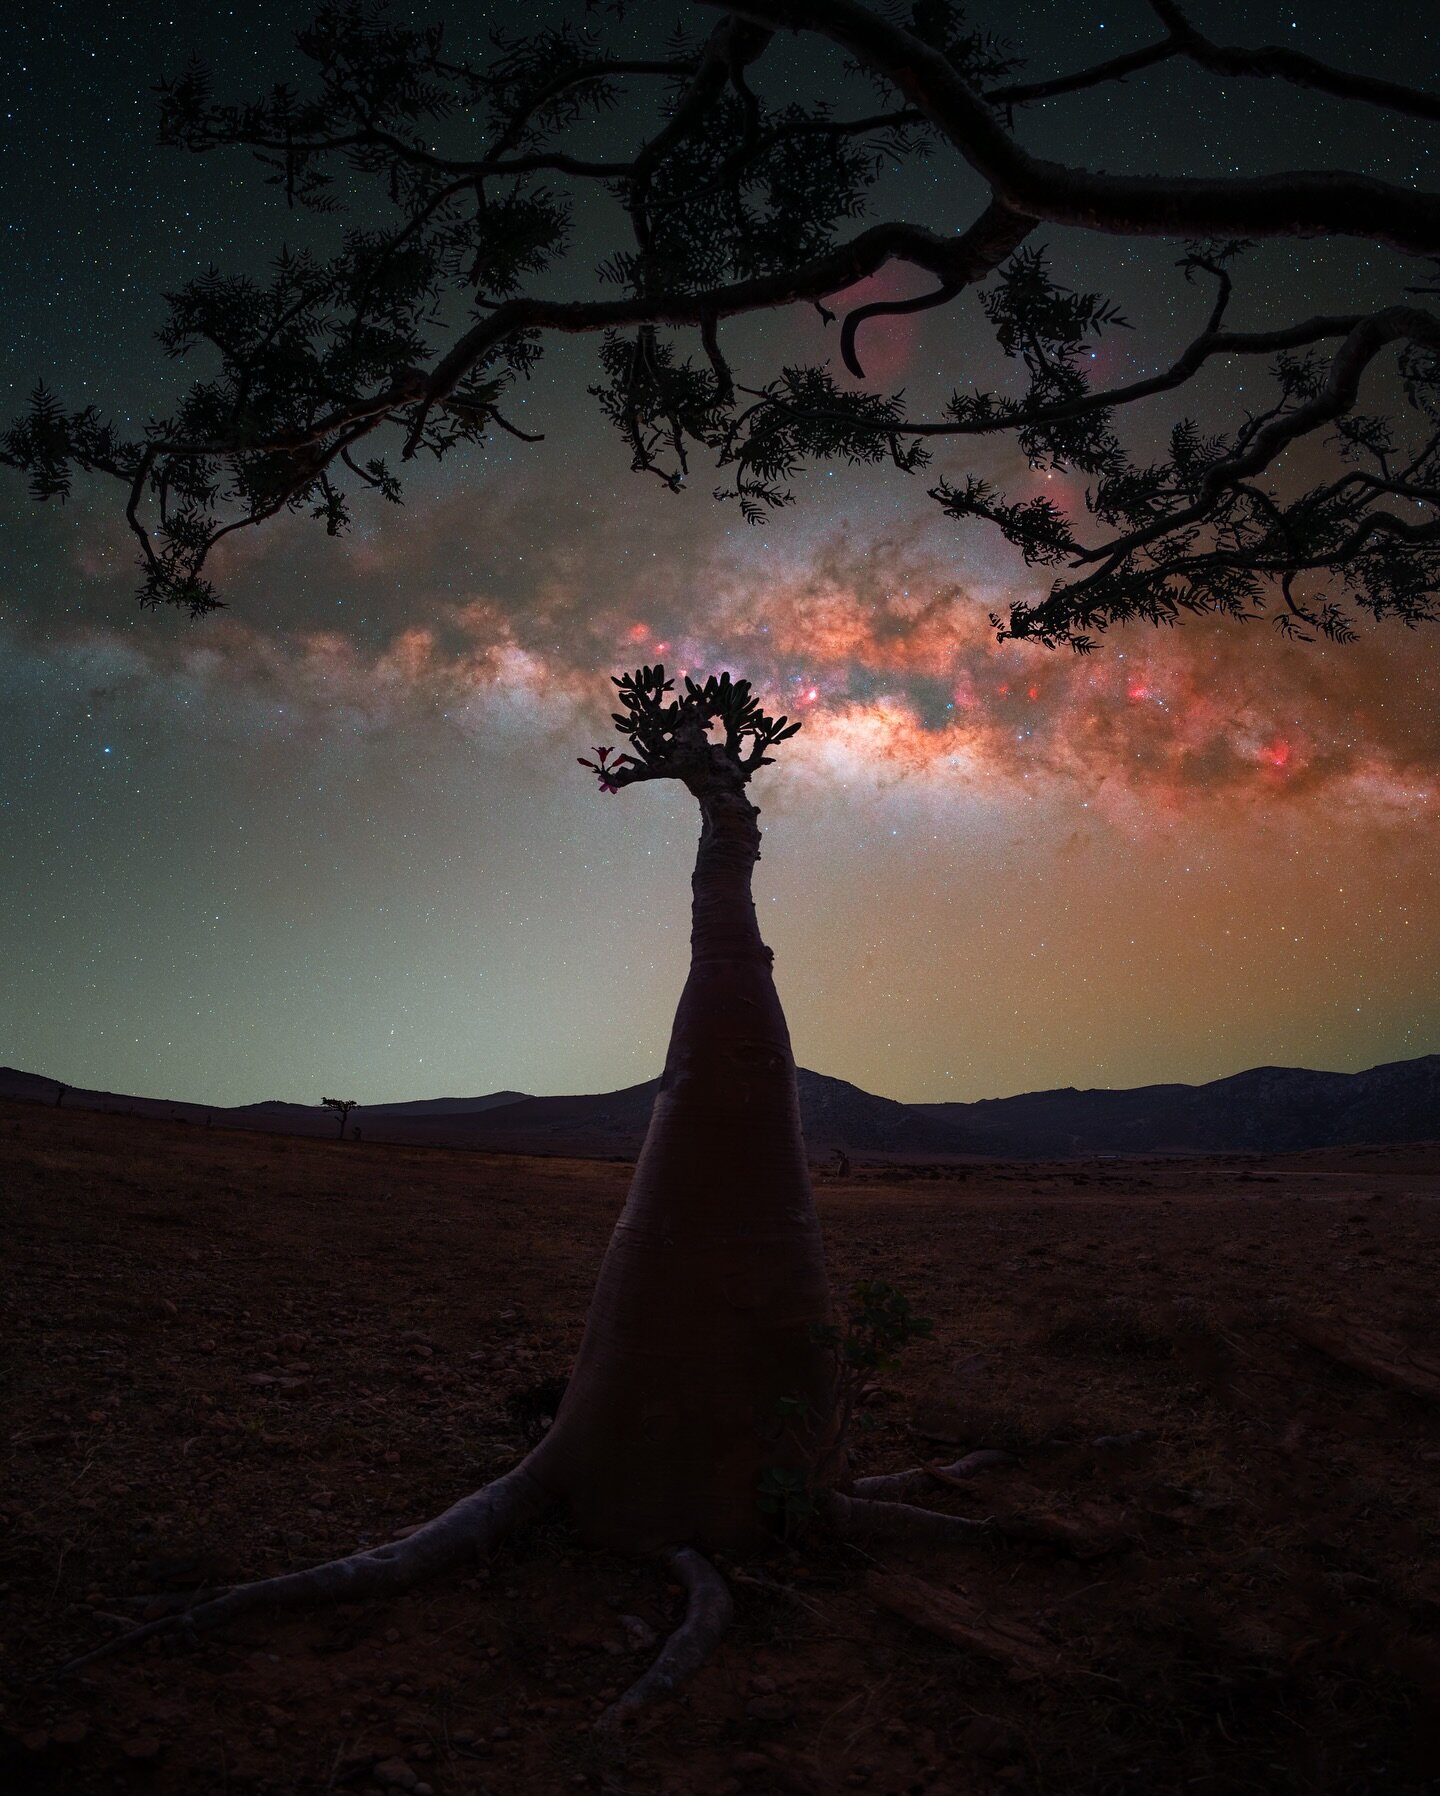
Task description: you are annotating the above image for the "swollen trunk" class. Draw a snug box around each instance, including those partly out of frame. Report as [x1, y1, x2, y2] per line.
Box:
[536, 780, 838, 1549]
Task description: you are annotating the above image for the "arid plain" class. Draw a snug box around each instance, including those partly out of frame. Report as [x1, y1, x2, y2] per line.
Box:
[3, 1099, 1438, 1795]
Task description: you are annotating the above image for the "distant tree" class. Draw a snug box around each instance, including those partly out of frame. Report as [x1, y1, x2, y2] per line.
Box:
[320, 1096, 357, 1138]
[4, 2, 1438, 645]
[54, 1084, 67, 1109]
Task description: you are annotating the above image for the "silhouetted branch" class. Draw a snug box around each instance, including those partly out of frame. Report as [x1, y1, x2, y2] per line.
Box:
[988, 8, 1440, 122]
[8, 2, 1438, 642]
[709, 0, 1440, 252]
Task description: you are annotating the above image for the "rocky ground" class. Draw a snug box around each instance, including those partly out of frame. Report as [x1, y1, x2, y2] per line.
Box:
[2, 1098, 1438, 1795]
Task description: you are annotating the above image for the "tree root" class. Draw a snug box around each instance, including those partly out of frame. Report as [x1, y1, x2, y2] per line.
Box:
[852, 1449, 1012, 1500]
[596, 1547, 733, 1732]
[48, 1460, 551, 1681]
[820, 1490, 992, 1544]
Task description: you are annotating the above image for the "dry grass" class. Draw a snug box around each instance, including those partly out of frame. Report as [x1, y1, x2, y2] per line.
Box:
[2, 1100, 1438, 1794]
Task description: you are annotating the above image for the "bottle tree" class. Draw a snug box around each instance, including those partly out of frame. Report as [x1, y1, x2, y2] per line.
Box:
[57, 667, 972, 1722]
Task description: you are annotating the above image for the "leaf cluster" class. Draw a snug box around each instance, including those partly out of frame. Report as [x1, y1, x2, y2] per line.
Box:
[1005, 326, 1440, 648]
[637, 91, 882, 295]
[811, 1278, 936, 1377]
[715, 364, 931, 523]
[579, 663, 800, 792]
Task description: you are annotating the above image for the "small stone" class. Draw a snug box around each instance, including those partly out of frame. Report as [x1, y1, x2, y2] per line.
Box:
[744, 1697, 793, 1723]
[121, 1736, 163, 1760]
[491, 1725, 513, 1741]
[373, 1758, 418, 1790]
[618, 1614, 657, 1651]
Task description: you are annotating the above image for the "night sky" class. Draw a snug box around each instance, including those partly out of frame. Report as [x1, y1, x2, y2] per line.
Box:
[2, 1, 1436, 1109]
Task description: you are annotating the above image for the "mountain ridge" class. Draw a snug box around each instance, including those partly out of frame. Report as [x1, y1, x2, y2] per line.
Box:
[2, 1054, 1435, 1159]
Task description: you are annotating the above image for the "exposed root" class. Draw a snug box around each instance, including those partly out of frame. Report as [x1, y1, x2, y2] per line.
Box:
[853, 1449, 1013, 1500]
[596, 1546, 733, 1732]
[820, 1490, 992, 1545]
[48, 1459, 551, 1681]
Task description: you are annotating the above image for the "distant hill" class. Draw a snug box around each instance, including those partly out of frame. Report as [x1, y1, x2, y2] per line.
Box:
[914, 1057, 1440, 1156]
[345, 1091, 528, 1120]
[2, 1055, 1435, 1160]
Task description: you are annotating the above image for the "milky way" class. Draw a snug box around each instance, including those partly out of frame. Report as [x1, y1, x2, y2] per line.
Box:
[2, 1, 1436, 1105]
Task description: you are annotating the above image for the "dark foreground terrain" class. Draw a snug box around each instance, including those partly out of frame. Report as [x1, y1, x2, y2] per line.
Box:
[2, 1100, 1438, 1795]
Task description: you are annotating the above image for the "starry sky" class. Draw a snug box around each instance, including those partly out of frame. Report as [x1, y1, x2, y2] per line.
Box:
[2, 1, 1437, 1108]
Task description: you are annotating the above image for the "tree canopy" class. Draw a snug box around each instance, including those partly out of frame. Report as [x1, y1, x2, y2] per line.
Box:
[5, 0, 1439, 649]
[579, 666, 801, 793]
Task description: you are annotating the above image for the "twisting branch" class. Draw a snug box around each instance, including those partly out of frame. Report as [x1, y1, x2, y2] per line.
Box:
[840, 278, 963, 380]
[707, 0, 1440, 252]
[405, 204, 1032, 458]
[988, 7, 1440, 122]
[6, 3, 1439, 646]
[732, 266, 1364, 448]
[1068, 308, 1440, 570]
[987, 34, 1183, 110]
[1145, 1, 1440, 123]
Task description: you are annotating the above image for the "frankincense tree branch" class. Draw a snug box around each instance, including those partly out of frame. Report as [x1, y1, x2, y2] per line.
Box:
[4, 1, 1437, 647]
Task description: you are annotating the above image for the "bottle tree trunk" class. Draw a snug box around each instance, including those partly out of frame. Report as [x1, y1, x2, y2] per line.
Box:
[533, 767, 840, 1550]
